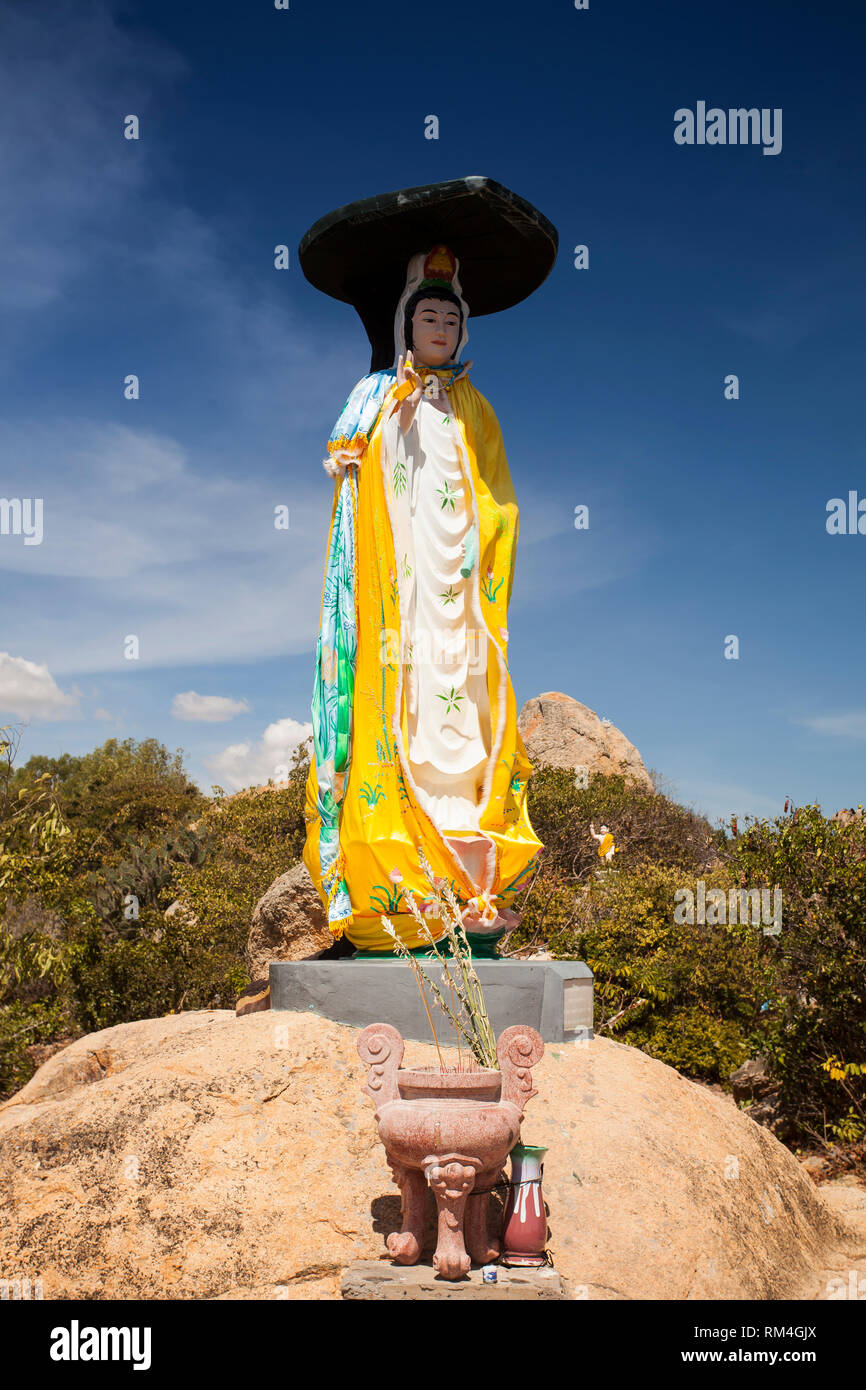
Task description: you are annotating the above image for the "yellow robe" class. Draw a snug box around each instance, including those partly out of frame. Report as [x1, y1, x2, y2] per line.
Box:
[303, 376, 542, 951]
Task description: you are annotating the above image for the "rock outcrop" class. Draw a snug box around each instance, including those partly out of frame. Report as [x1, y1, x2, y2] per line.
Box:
[518, 692, 654, 791]
[730, 1056, 775, 1101]
[0, 1010, 861, 1301]
[245, 862, 331, 980]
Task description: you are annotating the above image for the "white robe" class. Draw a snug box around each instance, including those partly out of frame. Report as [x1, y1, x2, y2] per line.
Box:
[385, 395, 491, 834]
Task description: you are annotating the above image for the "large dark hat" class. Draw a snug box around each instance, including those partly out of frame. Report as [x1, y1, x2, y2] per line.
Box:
[298, 176, 559, 372]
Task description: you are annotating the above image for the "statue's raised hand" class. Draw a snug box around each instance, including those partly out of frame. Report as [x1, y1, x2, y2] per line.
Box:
[394, 351, 423, 432]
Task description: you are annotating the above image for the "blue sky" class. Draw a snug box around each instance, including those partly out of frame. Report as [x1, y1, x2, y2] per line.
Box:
[0, 0, 864, 824]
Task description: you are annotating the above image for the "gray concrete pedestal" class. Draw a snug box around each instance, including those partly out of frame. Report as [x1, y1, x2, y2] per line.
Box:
[269, 959, 593, 1044]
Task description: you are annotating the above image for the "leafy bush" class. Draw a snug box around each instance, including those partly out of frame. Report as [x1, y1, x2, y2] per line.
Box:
[171, 739, 310, 948]
[0, 729, 313, 1098]
[728, 806, 866, 1143]
[0, 996, 75, 1098]
[0, 869, 89, 1096]
[525, 767, 721, 885]
[1, 725, 72, 902]
[517, 770, 866, 1142]
[515, 861, 769, 1083]
[512, 767, 722, 958]
[10, 735, 205, 845]
[63, 904, 241, 1034]
[8, 735, 212, 926]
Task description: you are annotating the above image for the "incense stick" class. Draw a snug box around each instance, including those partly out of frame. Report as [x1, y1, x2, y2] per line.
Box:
[410, 955, 444, 1069]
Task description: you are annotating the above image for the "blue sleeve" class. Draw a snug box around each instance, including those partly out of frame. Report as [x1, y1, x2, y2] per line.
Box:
[326, 370, 396, 462]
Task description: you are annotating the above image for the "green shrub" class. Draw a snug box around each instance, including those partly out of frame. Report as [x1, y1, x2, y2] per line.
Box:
[1, 725, 72, 905]
[516, 775, 866, 1140]
[171, 739, 310, 960]
[0, 997, 75, 1098]
[10, 735, 205, 846]
[515, 862, 769, 1083]
[0, 730, 311, 1098]
[64, 906, 248, 1034]
[525, 766, 721, 886]
[728, 806, 866, 1143]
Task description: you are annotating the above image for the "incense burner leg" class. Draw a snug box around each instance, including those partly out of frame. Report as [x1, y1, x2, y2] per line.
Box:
[464, 1166, 502, 1265]
[423, 1155, 479, 1279]
[386, 1161, 428, 1265]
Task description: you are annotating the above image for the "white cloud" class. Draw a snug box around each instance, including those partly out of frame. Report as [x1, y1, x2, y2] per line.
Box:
[203, 717, 313, 792]
[0, 418, 330, 674]
[0, 420, 311, 579]
[0, 652, 80, 721]
[172, 691, 251, 722]
[797, 712, 866, 740]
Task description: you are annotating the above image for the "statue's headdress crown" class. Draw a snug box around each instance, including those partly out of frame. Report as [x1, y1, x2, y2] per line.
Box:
[417, 244, 458, 293]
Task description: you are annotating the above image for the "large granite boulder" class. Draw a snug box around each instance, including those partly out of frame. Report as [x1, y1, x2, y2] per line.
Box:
[0, 1010, 862, 1300]
[518, 692, 654, 791]
[246, 861, 332, 980]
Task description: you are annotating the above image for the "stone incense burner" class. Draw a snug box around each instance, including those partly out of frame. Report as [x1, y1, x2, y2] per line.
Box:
[357, 1021, 544, 1279]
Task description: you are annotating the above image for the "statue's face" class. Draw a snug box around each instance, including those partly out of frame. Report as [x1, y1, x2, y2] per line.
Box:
[411, 297, 460, 366]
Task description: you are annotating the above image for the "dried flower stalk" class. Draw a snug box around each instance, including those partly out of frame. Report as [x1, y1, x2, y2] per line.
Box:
[380, 846, 499, 1069]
